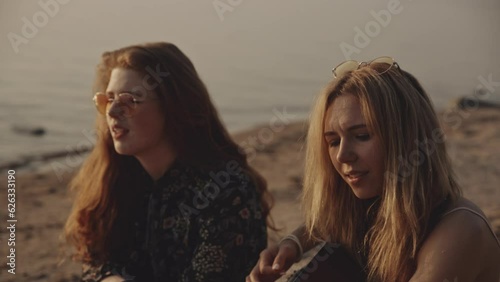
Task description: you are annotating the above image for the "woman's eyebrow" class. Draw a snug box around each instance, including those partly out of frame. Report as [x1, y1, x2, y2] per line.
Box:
[324, 124, 367, 136]
[105, 90, 144, 96]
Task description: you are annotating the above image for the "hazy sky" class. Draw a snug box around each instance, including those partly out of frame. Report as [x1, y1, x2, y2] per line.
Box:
[1, 0, 499, 127]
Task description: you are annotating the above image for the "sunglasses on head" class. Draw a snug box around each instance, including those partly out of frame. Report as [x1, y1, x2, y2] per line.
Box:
[332, 56, 399, 79]
[92, 92, 147, 117]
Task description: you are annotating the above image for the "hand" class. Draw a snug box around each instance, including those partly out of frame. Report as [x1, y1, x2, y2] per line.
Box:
[101, 275, 125, 282]
[246, 240, 300, 282]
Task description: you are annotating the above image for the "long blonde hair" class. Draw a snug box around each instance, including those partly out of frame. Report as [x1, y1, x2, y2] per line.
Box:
[302, 64, 461, 281]
[64, 42, 273, 264]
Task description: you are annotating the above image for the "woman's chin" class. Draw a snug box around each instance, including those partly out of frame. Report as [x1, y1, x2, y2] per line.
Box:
[351, 188, 380, 200]
[113, 144, 134, 156]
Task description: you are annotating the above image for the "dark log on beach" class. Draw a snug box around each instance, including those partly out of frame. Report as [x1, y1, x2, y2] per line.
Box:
[11, 124, 46, 136]
[454, 96, 500, 110]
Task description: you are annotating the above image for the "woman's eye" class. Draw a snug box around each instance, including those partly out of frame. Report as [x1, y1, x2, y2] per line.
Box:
[328, 139, 340, 147]
[356, 134, 370, 141]
[127, 98, 142, 105]
[120, 94, 142, 104]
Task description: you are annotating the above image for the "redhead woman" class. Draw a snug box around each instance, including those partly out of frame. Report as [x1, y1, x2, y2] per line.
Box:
[248, 57, 500, 282]
[64, 42, 273, 282]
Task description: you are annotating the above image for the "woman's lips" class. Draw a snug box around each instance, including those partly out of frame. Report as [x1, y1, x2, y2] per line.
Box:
[345, 171, 368, 185]
[111, 125, 129, 139]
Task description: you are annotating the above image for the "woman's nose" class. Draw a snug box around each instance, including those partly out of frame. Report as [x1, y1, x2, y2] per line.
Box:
[336, 141, 357, 163]
[107, 100, 125, 118]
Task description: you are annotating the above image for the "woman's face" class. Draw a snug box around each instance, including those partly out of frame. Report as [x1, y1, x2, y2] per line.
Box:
[105, 67, 170, 159]
[324, 94, 384, 199]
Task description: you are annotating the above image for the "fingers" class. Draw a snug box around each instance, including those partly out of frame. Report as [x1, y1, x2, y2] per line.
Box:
[247, 243, 300, 282]
[272, 241, 299, 273]
[259, 246, 279, 274]
[246, 263, 282, 282]
[247, 246, 282, 282]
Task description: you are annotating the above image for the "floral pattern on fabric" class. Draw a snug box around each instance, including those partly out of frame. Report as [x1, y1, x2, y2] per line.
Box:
[81, 160, 267, 282]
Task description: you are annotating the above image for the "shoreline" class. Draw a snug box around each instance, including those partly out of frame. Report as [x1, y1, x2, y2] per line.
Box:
[1, 95, 498, 173]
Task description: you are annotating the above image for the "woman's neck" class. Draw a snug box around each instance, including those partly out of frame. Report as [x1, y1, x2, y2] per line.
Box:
[135, 145, 177, 181]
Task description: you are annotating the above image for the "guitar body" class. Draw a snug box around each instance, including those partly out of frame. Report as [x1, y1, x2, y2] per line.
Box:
[287, 243, 366, 282]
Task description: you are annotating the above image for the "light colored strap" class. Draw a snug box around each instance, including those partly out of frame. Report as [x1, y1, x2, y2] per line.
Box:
[279, 234, 304, 262]
[442, 207, 500, 247]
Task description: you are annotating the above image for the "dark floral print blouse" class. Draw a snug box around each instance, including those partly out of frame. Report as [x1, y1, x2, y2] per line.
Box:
[81, 160, 267, 282]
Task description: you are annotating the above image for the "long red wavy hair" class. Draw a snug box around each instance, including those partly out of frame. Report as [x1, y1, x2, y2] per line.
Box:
[64, 42, 273, 264]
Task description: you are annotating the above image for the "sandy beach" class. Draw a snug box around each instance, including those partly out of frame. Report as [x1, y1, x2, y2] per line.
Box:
[0, 101, 499, 281]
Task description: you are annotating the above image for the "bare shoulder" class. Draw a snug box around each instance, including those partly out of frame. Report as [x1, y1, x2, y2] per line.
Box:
[441, 197, 499, 248]
[410, 197, 500, 281]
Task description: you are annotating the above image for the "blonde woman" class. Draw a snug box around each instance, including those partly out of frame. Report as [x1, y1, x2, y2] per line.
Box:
[64, 42, 273, 281]
[248, 57, 500, 282]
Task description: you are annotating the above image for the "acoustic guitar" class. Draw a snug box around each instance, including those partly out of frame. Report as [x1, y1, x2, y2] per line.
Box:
[286, 242, 366, 282]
